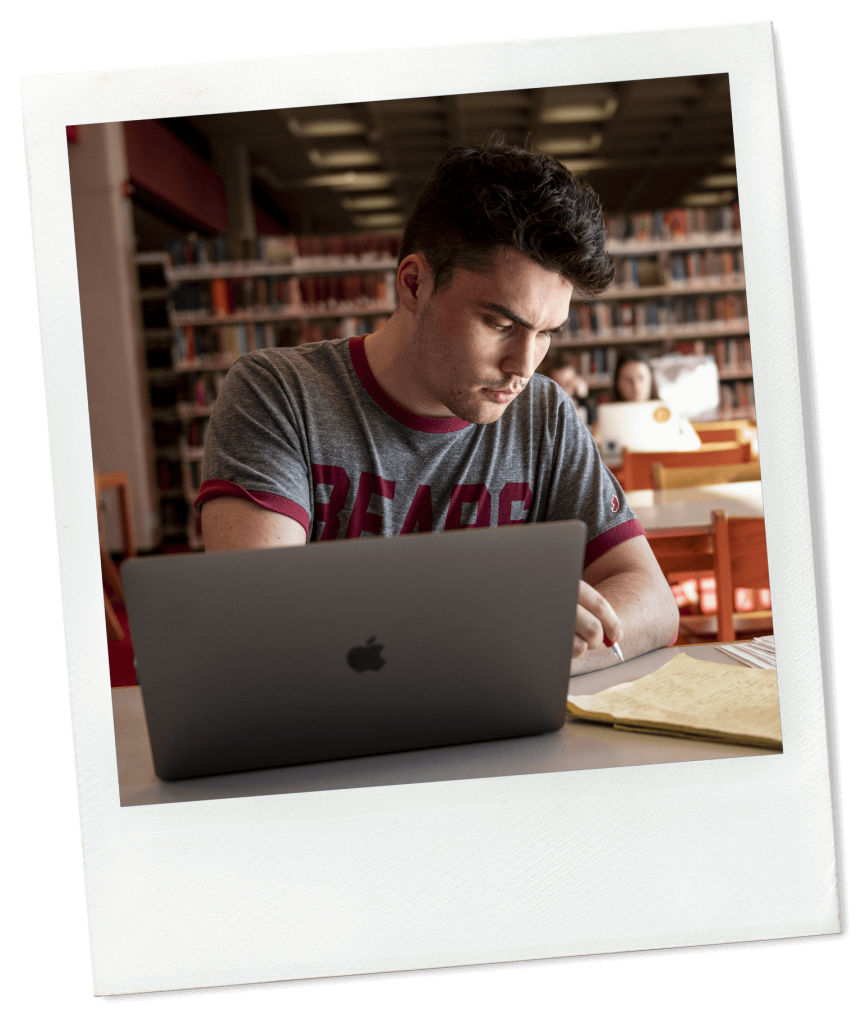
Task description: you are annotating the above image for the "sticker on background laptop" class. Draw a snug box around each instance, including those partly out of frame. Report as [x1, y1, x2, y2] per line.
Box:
[653, 405, 672, 422]
[611, 495, 620, 513]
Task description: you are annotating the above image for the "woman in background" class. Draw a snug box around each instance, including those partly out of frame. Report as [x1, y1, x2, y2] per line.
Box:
[606, 347, 700, 450]
[613, 349, 659, 402]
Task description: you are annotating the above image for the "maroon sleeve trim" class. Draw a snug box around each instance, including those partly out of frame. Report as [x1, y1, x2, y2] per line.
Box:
[348, 336, 471, 434]
[584, 517, 647, 568]
[195, 478, 311, 536]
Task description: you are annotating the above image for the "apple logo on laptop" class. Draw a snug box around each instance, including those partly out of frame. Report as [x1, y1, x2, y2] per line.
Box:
[347, 636, 386, 673]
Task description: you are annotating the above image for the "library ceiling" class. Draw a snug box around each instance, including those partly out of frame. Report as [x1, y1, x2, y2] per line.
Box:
[182, 73, 737, 235]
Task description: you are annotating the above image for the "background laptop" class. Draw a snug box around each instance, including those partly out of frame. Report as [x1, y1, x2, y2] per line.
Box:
[121, 520, 586, 780]
[596, 399, 702, 456]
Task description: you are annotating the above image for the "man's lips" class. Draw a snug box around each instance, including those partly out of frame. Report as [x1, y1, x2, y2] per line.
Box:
[482, 387, 521, 402]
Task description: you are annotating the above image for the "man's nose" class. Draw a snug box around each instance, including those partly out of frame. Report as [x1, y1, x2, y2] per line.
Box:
[502, 330, 538, 380]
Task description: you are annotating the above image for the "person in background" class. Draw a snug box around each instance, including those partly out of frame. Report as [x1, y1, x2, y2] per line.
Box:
[609, 347, 700, 450]
[613, 349, 659, 402]
[548, 354, 591, 424]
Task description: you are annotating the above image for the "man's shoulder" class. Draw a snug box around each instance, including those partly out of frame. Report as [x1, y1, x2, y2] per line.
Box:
[237, 337, 351, 376]
[519, 372, 577, 420]
[227, 339, 355, 397]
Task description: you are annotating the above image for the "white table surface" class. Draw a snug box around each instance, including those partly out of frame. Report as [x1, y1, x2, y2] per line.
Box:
[113, 642, 778, 807]
[626, 480, 764, 531]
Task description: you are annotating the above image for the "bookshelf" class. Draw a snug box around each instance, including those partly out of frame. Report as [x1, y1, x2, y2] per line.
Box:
[551, 203, 755, 421]
[135, 232, 400, 550]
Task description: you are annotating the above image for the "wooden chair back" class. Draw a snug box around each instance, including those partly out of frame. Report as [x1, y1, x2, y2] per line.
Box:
[95, 469, 136, 641]
[693, 420, 751, 445]
[651, 458, 762, 490]
[712, 510, 771, 642]
[646, 527, 715, 577]
[620, 441, 753, 491]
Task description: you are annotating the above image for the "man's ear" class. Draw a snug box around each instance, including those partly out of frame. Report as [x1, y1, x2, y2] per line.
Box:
[396, 252, 432, 312]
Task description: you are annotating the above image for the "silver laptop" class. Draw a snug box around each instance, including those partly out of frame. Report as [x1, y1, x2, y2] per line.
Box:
[121, 520, 586, 781]
[596, 399, 700, 456]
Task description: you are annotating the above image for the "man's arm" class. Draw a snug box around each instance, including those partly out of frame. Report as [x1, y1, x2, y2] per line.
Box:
[202, 497, 306, 551]
[570, 534, 679, 674]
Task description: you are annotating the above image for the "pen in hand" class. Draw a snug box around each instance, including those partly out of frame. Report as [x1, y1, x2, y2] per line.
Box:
[604, 635, 625, 662]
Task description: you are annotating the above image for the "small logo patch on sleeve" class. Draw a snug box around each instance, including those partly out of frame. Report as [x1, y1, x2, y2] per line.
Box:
[611, 495, 620, 513]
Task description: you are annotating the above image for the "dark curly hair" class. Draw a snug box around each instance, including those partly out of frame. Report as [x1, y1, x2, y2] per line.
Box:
[398, 137, 615, 297]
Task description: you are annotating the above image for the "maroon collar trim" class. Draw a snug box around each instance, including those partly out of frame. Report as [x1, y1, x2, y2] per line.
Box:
[348, 336, 472, 434]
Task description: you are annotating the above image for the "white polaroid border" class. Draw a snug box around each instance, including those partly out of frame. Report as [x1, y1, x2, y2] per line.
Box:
[21, 23, 838, 995]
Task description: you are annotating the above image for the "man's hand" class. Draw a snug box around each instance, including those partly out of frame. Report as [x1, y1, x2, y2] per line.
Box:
[572, 580, 623, 658]
[569, 535, 680, 674]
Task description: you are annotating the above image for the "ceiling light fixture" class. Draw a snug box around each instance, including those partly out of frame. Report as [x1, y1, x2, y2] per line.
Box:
[681, 190, 737, 207]
[541, 99, 618, 123]
[287, 117, 367, 137]
[702, 173, 738, 189]
[352, 213, 405, 229]
[558, 158, 612, 174]
[341, 195, 399, 211]
[307, 147, 381, 169]
[537, 132, 603, 155]
[303, 171, 395, 190]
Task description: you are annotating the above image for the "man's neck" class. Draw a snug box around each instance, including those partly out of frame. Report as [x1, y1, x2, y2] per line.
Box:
[362, 317, 452, 418]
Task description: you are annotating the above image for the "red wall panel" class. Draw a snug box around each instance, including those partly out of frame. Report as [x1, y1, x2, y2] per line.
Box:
[123, 120, 229, 234]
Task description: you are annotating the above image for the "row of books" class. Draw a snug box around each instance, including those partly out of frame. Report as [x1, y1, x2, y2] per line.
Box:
[170, 272, 396, 320]
[156, 459, 184, 497]
[185, 419, 209, 449]
[604, 204, 740, 243]
[179, 370, 230, 411]
[171, 316, 395, 369]
[611, 249, 744, 289]
[672, 338, 752, 376]
[719, 380, 756, 416]
[166, 232, 403, 268]
[172, 324, 277, 366]
[572, 346, 621, 379]
[157, 490, 190, 529]
[296, 315, 391, 346]
[564, 292, 748, 338]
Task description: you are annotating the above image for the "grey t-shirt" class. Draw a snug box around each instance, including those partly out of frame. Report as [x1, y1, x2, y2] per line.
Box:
[198, 336, 643, 565]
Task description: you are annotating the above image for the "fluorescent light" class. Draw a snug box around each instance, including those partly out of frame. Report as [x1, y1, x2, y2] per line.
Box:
[559, 158, 612, 174]
[702, 173, 738, 188]
[308, 148, 381, 169]
[541, 99, 618, 123]
[287, 117, 367, 137]
[303, 171, 395, 190]
[352, 213, 405, 228]
[537, 132, 603, 155]
[341, 195, 399, 211]
[681, 190, 737, 206]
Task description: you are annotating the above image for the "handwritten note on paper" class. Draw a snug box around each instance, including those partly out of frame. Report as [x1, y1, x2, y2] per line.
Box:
[566, 653, 782, 749]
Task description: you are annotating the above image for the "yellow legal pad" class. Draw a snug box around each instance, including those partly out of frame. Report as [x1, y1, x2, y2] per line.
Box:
[566, 652, 783, 750]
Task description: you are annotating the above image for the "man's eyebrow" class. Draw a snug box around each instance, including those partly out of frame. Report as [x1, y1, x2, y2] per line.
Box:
[483, 302, 570, 334]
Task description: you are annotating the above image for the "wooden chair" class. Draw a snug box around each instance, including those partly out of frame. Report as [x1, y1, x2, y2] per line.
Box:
[712, 509, 771, 642]
[95, 470, 136, 641]
[693, 420, 751, 445]
[620, 441, 753, 491]
[651, 458, 761, 490]
[647, 511, 771, 644]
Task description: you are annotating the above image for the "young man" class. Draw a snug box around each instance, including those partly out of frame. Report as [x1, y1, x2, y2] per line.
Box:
[197, 140, 679, 672]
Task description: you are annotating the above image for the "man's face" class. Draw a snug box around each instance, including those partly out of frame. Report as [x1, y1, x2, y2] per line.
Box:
[408, 248, 574, 424]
